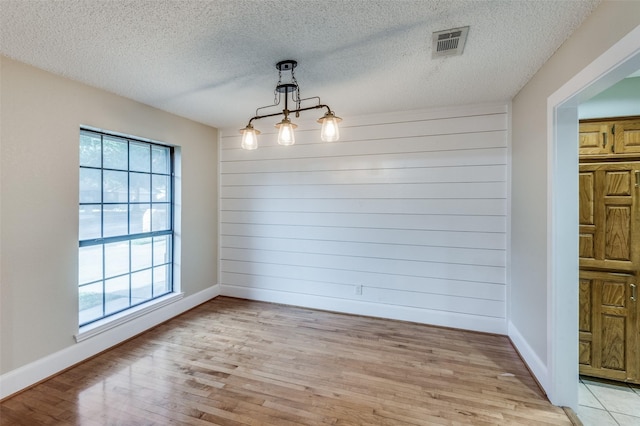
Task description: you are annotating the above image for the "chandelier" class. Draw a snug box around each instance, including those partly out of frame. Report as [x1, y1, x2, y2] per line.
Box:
[240, 60, 342, 150]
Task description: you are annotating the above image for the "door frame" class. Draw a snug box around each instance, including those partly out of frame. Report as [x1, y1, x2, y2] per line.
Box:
[547, 25, 640, 408]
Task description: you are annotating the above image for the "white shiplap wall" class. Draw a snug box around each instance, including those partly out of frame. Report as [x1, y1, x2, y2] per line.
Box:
[219, 104, 508, 333]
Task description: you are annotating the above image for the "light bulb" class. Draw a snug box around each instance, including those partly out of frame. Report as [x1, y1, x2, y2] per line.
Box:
[240, 125, 260, 150]
[318, 112, 342, 142]
[276, 118, 297, 146]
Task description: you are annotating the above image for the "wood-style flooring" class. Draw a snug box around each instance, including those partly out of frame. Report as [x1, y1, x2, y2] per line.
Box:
[0, 297, 572, 425]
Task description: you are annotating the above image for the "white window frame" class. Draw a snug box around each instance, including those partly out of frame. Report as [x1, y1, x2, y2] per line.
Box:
[77, 128, 177, 336]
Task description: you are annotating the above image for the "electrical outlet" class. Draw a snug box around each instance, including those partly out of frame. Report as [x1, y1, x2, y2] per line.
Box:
[355, 284, 363, 295]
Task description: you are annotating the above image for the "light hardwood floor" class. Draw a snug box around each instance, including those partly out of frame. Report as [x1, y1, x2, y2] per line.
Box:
[1, 297, 571, 425]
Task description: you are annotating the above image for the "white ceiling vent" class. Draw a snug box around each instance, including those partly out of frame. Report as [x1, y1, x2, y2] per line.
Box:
[432, 26, 469, 58]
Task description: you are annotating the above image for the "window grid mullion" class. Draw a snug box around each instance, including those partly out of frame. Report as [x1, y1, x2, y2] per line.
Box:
[149, 143, 154, 299]
[129, 242, 133, 309]
[127, 139, 132, 309]
[127, 139, 131, 236]
[100, 134, 106, 319]
[168, 149, 175, 295]
[79, 229, 172, 247]
[151, 236, 155, 298]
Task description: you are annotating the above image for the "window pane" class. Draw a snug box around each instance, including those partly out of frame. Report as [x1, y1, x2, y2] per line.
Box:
[131, 269, 152, 304]
[80, 168, 101, 203]
[103, 137, 128, 170]
[103, 204, 128, 237]
[79, 205, 101, 240]
[130, 172, 150, 203]
[131, 237, 152, 271]
[79, 245, 103, 284]
[153, 235, 170, 265]
[103, 170, 128, 203]
[80, 133, 101, 167]
[152, 145, 170, 174]
[104, 240, 129, 278]
[105, 276, 130, 315]
[130, 204, 151, 234]
[151, 204, 170, 231]
[130, 142, 150, 173]
[79, 282, 104, 324]
[152, 174, 170, 202]
[79, 130, 173, 326]
[153, 265, 170, 296]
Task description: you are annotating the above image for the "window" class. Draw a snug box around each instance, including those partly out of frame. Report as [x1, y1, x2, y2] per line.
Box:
[79, 129, 174, 326]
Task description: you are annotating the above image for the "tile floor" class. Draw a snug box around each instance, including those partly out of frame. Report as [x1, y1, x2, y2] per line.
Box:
[578, 376, 640, 425]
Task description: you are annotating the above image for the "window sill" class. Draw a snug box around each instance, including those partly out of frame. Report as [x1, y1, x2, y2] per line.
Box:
[74, 292, 184, 343]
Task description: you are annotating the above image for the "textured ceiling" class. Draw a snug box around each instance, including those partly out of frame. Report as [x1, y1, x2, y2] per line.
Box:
[0, 0, 602, 130]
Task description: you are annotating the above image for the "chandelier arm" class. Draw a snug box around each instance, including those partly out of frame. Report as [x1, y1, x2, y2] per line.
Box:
[247, 104, 332, 127]
[251, 96, 326, 123]
[298, 96, 322, 105]
[255, 98, 281, 117]
[246, 110, 287, 126]
[255, 106, 271, 118]
[289, 104, 332, 115]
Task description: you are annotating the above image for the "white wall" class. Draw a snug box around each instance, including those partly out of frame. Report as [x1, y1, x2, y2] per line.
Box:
[0, 57, 218, 390]
[220, 104, 508, 334]
[511, 0, 640, 404]
[579, 76, 640, 119]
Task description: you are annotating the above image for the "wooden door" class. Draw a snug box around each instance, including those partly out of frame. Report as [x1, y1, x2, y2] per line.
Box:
[579, 270, 638, 382]
[579, 122, 612, 155]
[579, 161, 640, 383]
[579, 162, 640, 273]
[614, 119, 640, 154]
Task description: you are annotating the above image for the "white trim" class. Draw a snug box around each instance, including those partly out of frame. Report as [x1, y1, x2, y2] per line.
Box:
[75, 292, 184, 342]
[221, 285, 507, 335]
[0, 285, 220, 400]
[548, 26, 640, 108]
[505, 102, 513, 324]
[545, 24, 640, 408]
[546, 104, 580, 409]
[79, 125, 173, 147]
[508, 320, 548, 392]
[218, 131, 223, 299]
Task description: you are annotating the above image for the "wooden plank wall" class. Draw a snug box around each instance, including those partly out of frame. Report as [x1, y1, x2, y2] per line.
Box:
[219, 104, 508, 333]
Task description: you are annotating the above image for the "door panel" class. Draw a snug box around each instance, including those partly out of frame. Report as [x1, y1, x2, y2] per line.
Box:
[579, 171, 596, 260]
[605, 170, 632, 195]
[578, 270, 638, 382]
[601, 279, 627, 371]
[604, 206, 631, 261]
[600, 315, 625, 371]
[579, 278, 592, 366]
[614, 119, 640, 154]
[579, 163, 640, 272]
[580, 123, 611, 155]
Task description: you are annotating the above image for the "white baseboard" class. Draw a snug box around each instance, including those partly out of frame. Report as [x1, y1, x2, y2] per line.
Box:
[0, 285, 220, 400]
[221, 285, 507, 335]
[508, 320, 548, 393]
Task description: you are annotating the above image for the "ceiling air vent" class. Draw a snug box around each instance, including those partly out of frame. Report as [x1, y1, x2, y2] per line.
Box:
[432, 26, 469, 58]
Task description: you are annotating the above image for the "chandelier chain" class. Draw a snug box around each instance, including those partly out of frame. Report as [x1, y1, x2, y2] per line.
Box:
[291, 66, 301, 116]
[274, 67, 283, 104]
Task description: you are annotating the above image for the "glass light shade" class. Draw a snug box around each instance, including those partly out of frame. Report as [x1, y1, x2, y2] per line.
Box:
[275, 118, 297, 146]
[318, 112, 342, 142]
[240, 125, 260, 150]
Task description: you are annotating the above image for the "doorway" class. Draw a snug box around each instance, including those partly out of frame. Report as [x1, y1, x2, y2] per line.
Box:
[548, 25, 640, 409]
